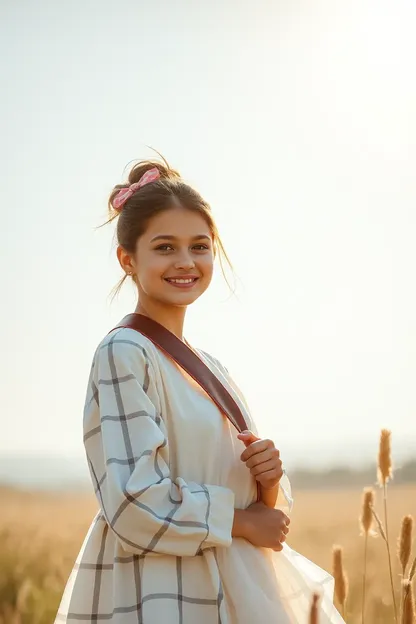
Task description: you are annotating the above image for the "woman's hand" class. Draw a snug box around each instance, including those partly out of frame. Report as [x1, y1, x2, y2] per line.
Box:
[232, 502, 290, 551]
[238, 430, 283, 490]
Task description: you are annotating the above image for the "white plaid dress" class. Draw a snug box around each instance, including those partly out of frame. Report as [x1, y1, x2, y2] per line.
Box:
[55, 327, 344, 624]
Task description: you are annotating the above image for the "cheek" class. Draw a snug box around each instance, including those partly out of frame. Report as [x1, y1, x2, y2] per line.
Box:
[136, 255, 169, 288]
[199, 254, 214, 279]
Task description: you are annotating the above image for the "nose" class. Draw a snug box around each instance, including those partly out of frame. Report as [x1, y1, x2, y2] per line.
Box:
[174, 252, 195, 271]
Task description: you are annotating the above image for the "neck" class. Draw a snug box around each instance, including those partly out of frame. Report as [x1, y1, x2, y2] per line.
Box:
[134, 299, 187, 340]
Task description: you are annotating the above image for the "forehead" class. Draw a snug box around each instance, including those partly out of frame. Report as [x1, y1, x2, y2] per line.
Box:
[143, 206, 212, 240]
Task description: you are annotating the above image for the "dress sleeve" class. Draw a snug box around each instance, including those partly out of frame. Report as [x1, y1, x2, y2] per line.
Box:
[83, 331, 235, 557]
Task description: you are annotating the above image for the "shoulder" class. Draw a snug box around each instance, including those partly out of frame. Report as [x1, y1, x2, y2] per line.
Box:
[99, 327, 156, 352]
[85, 328, 163, 412]
[93, 327, 160, 372]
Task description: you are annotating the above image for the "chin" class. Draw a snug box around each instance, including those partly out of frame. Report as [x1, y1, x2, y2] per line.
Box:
[166, 293, 203, 307]
[155, 288, 206, 308]
[146, 279, 211, 308]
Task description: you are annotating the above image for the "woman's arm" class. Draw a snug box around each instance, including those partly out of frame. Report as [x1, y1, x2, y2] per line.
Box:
[84, 331, 235, 558]
[260, 483, 280, 508]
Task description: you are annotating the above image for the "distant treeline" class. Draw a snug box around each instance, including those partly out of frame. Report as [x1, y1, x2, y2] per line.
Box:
[289, 459, 416, 490]
[0, 459, 415, 493]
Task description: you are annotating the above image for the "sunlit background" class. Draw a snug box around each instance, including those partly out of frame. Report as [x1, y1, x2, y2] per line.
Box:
[1, 0, 416, 488]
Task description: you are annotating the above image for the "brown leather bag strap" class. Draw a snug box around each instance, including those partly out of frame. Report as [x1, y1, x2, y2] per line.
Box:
[110, 313, 261, 502]
[109, 313, 250, 434]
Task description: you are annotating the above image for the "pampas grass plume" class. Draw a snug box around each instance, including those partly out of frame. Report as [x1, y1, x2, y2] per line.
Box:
[378, 428, 393, 486]
[333, 545, 348, 616]
[398, 515, 413, 577]
[360, 488, 375, 535]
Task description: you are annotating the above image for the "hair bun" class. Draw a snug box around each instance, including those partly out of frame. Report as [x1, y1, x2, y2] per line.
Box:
[128, 159, 180, 186]
[107, 157, 181, 215]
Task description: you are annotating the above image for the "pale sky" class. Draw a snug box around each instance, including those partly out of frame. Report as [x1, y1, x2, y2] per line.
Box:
[1, 0, 415, 471]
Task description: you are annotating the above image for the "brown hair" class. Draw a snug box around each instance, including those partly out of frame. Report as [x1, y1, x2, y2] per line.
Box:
[100, 154, 233, 301]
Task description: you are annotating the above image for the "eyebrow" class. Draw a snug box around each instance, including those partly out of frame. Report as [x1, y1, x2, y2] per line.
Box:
[150, 234, 211, 243]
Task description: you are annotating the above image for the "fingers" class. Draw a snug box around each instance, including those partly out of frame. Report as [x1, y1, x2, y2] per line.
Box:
[241, 439, 278, 463]
[245, 447, 280, 469]
[253, 466, 284, 484]
[249, 458, 278, 476]
[237, 431, 260, 448]
[237, 430, 259, 440]
[275, 527, 289, 551]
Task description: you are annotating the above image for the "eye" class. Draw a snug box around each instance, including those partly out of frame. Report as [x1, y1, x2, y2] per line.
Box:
[155, 244, 174, 251]
[192, 244, 210, 251]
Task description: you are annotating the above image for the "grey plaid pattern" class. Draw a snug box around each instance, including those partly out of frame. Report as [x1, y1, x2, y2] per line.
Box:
[55, 328, 234, 623]
[55, 328, 342, 624]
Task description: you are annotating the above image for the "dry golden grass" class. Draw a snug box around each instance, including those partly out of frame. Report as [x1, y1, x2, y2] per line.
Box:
[290, 485, 416, 623]
[0, 484, 415, 623]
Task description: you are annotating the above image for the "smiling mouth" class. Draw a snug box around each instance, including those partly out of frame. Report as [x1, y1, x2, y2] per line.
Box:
[164, 277, 199, 288]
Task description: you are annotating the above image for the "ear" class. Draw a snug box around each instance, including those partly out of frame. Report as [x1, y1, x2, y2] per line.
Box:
[117, 245, 135, 274]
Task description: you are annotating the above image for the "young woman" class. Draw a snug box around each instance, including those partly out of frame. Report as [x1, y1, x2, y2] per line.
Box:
[55, 159, 344, 624]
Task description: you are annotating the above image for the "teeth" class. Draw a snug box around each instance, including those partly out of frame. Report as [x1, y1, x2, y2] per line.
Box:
[167, 278, 195, 284]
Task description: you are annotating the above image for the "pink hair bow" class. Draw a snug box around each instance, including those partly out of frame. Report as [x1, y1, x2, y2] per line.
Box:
[113, 167, 161, 211]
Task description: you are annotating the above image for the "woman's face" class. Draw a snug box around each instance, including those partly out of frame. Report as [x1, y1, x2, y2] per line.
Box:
[127, 206, 215, 308]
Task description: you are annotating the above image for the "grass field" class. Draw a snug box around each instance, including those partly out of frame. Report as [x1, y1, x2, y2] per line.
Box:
[0, 484, 415, 623]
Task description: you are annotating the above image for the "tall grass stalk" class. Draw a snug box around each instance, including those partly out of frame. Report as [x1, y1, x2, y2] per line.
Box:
[378, 428, 397, 624]
[360, 488, 375, 624]
[409, 557, 416, 582]
[401, 580, 415, 624]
